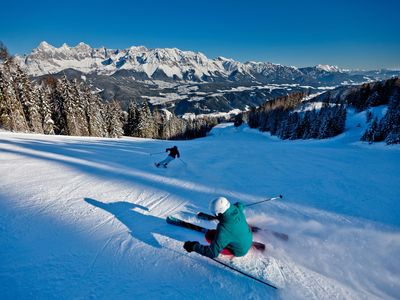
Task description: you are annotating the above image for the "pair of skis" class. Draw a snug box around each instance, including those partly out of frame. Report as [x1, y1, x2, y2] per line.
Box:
[166, 216, 266, 251]
[154, 163, 167, 168]
[166, 213, 287, 289]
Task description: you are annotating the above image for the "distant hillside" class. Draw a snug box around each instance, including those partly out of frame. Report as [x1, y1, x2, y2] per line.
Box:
[239, 77, 400, 144]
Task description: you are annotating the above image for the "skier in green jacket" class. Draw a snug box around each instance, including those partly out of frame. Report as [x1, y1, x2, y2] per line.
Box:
[183, 197, 253, 258]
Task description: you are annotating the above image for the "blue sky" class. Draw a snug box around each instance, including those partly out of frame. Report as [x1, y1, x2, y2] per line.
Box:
[1, 0, 399, 69]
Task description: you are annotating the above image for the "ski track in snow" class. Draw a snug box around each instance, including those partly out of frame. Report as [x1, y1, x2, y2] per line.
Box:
[1, 115, 400, 299]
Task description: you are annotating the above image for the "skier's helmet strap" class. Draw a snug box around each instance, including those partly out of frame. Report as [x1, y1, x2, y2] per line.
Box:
[210, 197, 230, 216]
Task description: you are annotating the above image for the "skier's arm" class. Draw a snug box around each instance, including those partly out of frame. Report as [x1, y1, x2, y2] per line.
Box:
[193, 226, 228, 258]
[235, 202, 244, 211]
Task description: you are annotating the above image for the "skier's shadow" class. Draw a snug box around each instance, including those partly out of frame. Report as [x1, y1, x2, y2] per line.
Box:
[84, 198, 195, 249]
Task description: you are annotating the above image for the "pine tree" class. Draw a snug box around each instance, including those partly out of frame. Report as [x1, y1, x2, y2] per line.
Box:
[60, 76, 75, 135]
[385, 126, 400, 144]
[0, 67, 10, 129]
[53, 76, 69, 134]
[105, 100, 124, 138]
[361, 117, 378, 142]
[136, 100, 157, 138]
[152, 108, 165, 139]
[160, 112, 188, 140]
[318, 105, 346, 139]
[125, 101, 140, 136]
[379, 92, 400, 144]
[287, 112, 300, 140]
[73, 79, 90, 136]
[366, 110, 373, 123]
[1, 61, 28, 132]
[308, 109, 321, 139]
[30, 86, 45, 133]
[38, 85, 55, 135]
[14, 66, 43, 133]
[295, 111, 309, 139]
[84, 89, 107, 137]
[233, 113, 243, 127]
[61, 78, 89, 136]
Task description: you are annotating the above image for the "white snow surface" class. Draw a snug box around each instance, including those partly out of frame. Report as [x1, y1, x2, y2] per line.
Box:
[1, 113, 400, 299]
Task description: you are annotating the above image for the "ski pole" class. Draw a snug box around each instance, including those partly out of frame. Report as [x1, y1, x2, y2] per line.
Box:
[197, 195, 283, 221]
[149, 151, 165, 156]
[178, 158, 187, 166]
[210, 258, 277, 289]
[245, 195, 283, 208]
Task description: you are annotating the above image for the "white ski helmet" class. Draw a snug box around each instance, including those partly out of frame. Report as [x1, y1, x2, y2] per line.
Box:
[210, 197, 231, 216]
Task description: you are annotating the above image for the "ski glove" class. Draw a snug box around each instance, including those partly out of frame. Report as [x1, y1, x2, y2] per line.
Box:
[183, 241, 199, 253]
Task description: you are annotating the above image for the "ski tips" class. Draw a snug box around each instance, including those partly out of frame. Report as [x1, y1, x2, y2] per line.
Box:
[252, 241, 266, 252]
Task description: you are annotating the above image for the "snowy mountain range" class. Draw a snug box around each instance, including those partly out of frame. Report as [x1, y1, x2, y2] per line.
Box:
[16, 42, 400, 115]
[17, 41, 371, 83]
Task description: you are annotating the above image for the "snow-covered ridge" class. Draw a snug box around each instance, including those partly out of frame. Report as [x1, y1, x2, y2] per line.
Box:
[15, 41, 341, 80]
[315, 64, 342, 72]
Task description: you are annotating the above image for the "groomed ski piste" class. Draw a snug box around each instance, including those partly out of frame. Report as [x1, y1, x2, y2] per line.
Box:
[1, 108, 399, 299]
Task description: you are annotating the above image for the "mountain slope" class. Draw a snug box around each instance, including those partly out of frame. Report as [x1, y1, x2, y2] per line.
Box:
[1, 117, 399, 299]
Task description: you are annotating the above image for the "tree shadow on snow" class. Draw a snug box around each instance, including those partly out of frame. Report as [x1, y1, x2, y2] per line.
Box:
[84, 198, 198, 249]
[0, 139, 216, 202]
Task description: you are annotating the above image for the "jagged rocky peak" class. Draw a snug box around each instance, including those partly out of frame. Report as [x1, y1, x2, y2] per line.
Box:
[60, 42, 70, 49]
[216, 56, 242, 69]
[128, 45, 147, 52]
[33, 41, 92, 60]
[150, 47, 208, 64]
[34, 41, 93, 54]
[315, 64, 342, 72]
[36, 41, 56, 51]
[74, 42, 92, 52]
[245, 61, 287, 72]
[215, 56, 234, 62]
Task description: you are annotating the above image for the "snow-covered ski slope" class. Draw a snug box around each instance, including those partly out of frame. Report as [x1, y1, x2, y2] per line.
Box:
[1, 109, 399, 299]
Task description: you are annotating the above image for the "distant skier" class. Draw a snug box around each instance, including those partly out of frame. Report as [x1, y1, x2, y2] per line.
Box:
[183, 197, 253, 258]
[155, 146, 180, 168]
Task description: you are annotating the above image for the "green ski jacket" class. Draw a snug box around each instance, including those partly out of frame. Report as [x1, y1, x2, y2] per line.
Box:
[193, 202, 253, 258]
